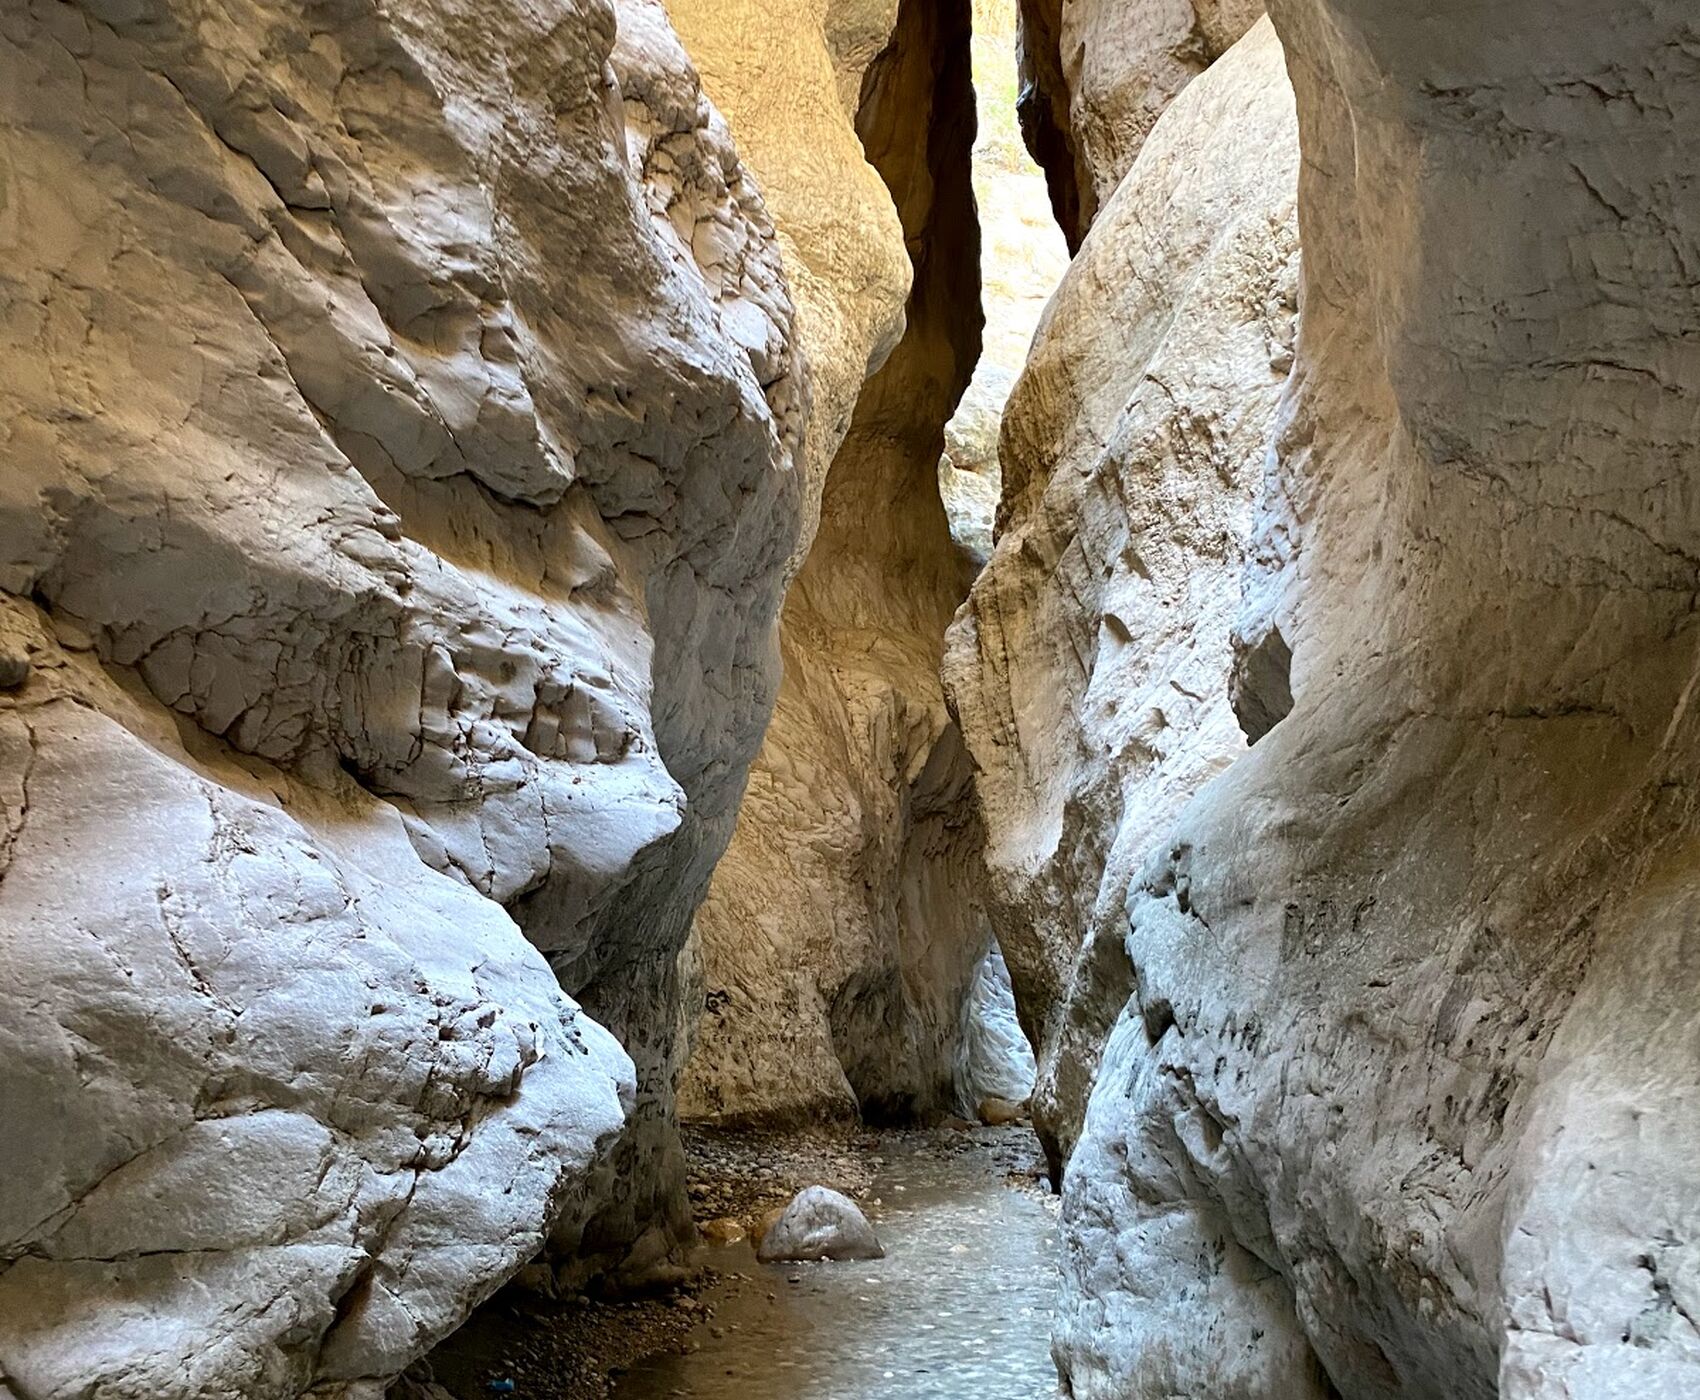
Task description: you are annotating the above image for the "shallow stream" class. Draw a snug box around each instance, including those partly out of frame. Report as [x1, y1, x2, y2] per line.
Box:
[615, 1137, 1060, 1400]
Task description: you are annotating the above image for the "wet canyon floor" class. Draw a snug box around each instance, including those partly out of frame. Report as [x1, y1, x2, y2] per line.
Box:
[416, 1125, 1060, 1400]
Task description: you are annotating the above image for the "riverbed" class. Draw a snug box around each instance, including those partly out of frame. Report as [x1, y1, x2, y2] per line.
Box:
[615, 1131, 1060, 1400]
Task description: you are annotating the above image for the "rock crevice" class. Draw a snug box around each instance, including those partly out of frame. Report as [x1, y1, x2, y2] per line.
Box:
[679, 0, 991, 1130]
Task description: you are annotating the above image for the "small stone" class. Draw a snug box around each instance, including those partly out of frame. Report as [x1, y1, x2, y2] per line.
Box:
[699, 1216, 746, 1246]
[976, 1096, 1028, 1127]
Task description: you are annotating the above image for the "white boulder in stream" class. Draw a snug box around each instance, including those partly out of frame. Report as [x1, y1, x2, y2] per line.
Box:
[756, 1188, 885, 1264]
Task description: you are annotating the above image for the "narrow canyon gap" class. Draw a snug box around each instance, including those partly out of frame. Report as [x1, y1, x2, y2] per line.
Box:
[1, 2, 1697, 1400]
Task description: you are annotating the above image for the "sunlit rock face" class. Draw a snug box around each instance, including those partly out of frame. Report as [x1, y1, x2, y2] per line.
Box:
[955, 944, 1037, 1110]
[677, 0, 990, 1129]
[1014, 0, 1264, 247]
[0, 0, 809, 1389]
[977, 0, 1700, 1394]
[945, 19, 1298, 1176]
[937, 0, 1070, 567]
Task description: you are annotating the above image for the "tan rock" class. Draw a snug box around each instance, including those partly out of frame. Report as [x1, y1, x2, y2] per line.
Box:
[1015, 0, 1265, 245]
[976, 1097, 1030, 1128]
[698, 1217, 747, 1247]
[938, 0, 1071, 566]
[678, 0, 991, 1130]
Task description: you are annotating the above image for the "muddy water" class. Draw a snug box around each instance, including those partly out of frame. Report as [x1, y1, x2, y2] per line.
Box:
[615, 1138, 1060, 1400]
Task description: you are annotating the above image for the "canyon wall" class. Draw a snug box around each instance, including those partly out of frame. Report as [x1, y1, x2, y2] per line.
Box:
[0, 0, 889, 1390]
[1014, 0, 1264, 247]
[678, 0, 991, 1128]
[955, 1, 1700, 1396]
[937, 0, 1070, 567]
[944, 19, 1298, 1170]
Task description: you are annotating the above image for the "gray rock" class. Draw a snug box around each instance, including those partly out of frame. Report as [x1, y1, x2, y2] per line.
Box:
[756, 1188, 885, 1264]
[0, 650, 27, 691]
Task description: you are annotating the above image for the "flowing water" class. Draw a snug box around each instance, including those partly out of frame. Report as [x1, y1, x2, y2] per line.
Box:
[615, 1137, 1061, 1400]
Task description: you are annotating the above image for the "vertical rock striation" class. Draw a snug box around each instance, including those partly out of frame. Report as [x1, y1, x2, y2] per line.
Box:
[677, 0, 990, 1128]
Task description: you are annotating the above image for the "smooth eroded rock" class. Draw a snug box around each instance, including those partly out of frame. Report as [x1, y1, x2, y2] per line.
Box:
[756, 1188, 885, 1264]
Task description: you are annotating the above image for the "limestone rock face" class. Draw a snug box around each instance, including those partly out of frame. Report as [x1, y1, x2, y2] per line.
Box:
[0, 0, 810, 1389]
[992, 2, 1700, 1396]
[0, 603, 633, 1399]
[1016, 0, 1264, 246]
[954, 945, 1037, 1111]
[663, 0, 910, 557]
[677, 0, 991, 1129]
[944, 20, 1298, 1172]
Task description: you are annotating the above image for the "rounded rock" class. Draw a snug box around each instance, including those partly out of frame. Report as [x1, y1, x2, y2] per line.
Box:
[755, 1186, 884, 1264]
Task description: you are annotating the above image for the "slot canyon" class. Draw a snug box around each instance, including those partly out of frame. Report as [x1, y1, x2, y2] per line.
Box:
[0, 0, 1696, 1397]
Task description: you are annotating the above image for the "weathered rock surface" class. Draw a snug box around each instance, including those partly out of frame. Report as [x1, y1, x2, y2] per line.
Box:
[678, 0, 991, 1129]
[0, 0, 817, 1388]
[662, 0, 910, 549]
[1015, 0, 1264, 246]
[756, 1187, 885, 1264]
[963, 3, 1700, 1397]
[944, 19, 1298, 1172]
[0, 603, 634, 1399]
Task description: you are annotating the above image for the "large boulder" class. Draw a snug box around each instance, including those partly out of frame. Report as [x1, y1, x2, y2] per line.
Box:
[756, 1188, 885, 1264]
[0, 601, 633, 1398]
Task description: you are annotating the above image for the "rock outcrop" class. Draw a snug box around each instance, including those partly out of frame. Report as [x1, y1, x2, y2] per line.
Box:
[0, 0, 816, 1388]
[678, 0, 991, 1129]
[954, 944, 1037, 1111]
[944, 19, 1299, 1171]
[1015, 0, 1264, 247]
[958, 2, 1700, 1396]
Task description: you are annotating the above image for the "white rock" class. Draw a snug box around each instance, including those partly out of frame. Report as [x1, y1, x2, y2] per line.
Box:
[0, 0, 817, 1387]
[963, 2, 1700, 1396]
[945, 18, 1298, 1172]
[757, 1188, 885, 1264]
[955, 945, 1039, 1111]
